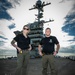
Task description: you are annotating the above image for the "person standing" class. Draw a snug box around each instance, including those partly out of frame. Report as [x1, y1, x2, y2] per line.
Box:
[38, 28, 60, 75]
[11, 25, 32, 75]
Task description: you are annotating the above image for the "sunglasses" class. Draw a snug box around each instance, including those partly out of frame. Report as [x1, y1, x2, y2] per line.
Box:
[23, 28, 29, 30]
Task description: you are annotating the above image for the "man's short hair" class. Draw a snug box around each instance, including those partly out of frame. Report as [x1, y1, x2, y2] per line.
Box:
[45, 28, 51, 31]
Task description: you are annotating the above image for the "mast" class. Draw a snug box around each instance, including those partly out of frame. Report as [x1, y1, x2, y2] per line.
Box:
[29, 0, 52, 25]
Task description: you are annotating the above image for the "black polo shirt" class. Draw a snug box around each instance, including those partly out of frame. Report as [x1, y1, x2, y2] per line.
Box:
[39, 36, 59, 54]
[14, 33, 30, 50]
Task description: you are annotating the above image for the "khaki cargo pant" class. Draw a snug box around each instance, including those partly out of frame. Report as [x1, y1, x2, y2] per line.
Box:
[42, 54, 57, 75]
[15, 50, 30, 75]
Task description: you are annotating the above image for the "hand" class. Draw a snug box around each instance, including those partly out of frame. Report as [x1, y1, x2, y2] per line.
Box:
[53, 51, 58, 56]
[28, 48, 31, 51]
[17, 47, 22, 53]
[39, 52, 43, 56]
[28, 45, 32, 51]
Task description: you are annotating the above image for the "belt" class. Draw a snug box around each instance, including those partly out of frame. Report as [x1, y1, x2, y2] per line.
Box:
[43, 53, 53, 55]
[22, 49, 28, 51]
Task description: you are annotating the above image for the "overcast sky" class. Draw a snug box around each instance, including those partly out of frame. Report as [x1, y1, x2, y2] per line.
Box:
[0, 0, 75, 50]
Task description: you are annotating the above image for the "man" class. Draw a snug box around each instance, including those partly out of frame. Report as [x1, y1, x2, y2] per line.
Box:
[38, 28, 60, 75]
[11, 25, 32, 75]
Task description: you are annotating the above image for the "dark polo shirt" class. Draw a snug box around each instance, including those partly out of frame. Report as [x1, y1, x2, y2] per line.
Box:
[39, 36, 59, 54]
[14, 33, 30, 52]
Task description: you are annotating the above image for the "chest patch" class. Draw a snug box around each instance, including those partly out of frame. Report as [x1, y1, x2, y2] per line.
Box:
[49, 39, 52, 43]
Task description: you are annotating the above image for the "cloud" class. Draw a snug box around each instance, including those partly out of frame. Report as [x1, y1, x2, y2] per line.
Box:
[0, 36, 8, 40]
[0, 0, 21, 20]
[59, 0, 75, 3]
[68, 39, 75, 42]
[0, 35, 8, 47]
[0, 31, 5, 36]
[62, 2, 75, 37]
[0, 41, 6, 46]
[61, 2, 75, 44]
[0, 0, 13, 20]
[8, 23, 16, 29]
[0, 11, 12, 20]
[9, 0, 21, 5]
[0, 0, 21, 49]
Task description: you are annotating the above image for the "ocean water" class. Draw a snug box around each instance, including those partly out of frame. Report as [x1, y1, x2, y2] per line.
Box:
[0, 49, 75, 58]
[0, 49, 17, 58]
[57, 52, 75, 57]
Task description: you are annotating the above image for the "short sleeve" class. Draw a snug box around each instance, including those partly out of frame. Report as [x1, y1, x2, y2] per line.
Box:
[54, 37, 59, 44]
[14, 35, 19, 42]
[39, 38, 44, 45]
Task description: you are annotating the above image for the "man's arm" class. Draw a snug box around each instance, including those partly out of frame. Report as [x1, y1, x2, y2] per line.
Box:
[38, 45, 43, 56]
[28, 44, 32, 51]
[11, 39, 22, 52]
[53, 44, 60, 56]
[56, 44, 60, 53]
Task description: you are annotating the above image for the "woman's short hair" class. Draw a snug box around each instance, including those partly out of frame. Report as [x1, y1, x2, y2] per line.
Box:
[23, 25, 30, 29]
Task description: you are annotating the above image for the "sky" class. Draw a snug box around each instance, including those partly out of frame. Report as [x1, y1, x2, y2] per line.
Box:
[0, 0, 75, 52]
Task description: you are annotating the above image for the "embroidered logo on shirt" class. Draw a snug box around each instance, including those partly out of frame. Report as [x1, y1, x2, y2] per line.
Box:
[49, 39, 52, 43]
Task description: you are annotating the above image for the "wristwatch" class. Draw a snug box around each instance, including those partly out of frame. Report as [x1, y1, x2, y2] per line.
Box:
[56, 50, 58, 53]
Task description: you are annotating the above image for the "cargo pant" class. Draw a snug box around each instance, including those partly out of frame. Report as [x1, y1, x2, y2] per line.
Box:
[15, 50, 30, 75]
[42, 54, 57, 75]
